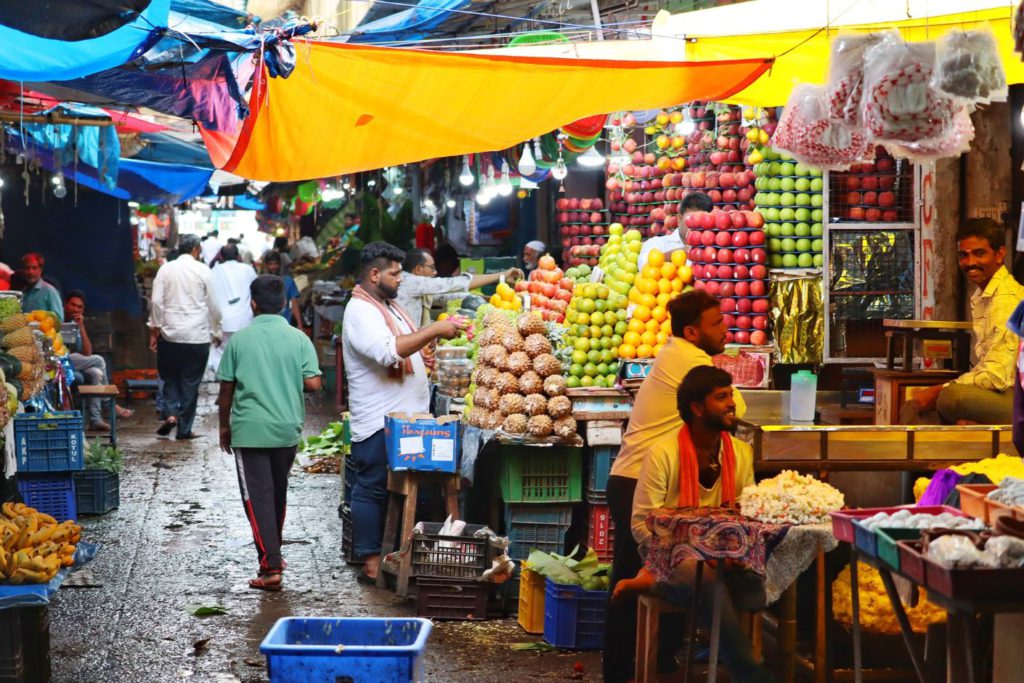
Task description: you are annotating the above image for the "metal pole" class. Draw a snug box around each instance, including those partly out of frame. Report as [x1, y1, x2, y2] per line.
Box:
[589, 0, 604, 40]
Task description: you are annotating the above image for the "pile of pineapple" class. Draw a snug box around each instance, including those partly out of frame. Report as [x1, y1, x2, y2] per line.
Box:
[0, 311, 47, 401]
[465, 310, 578, 440]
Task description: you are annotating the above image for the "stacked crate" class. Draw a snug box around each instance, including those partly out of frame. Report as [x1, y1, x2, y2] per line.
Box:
[585, 445, 618, 563]
[15, 411, 84, 521]
[500, 445, 581, 562]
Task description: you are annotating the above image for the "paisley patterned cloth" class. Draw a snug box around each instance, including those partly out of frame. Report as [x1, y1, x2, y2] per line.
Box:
[645, 508, 838, 604]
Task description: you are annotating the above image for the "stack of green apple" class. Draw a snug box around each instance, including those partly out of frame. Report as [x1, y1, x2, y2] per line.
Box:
[752, 150, 825, 268]
[561, 224, 640, 388]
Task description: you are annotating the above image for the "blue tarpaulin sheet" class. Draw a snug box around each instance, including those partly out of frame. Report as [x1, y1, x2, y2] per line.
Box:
[348, 0, 471, 43]
[0, 0, 171, 81]
[0, 541, 98, 609]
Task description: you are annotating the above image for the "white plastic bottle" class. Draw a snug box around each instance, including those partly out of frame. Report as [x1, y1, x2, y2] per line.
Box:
[790, 370, 818, 422]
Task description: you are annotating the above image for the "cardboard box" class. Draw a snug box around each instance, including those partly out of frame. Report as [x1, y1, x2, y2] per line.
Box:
[385, 413, 460, 473]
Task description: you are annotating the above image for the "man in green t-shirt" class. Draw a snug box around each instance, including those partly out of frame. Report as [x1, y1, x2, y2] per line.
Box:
[217, 275, 322, 591]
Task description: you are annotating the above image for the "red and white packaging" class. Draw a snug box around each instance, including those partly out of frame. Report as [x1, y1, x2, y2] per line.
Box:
[772, 84, 873, 171]
[824, 31, 892, 125]
[883, 105, 975, 164]
[860, 35, 958, 144]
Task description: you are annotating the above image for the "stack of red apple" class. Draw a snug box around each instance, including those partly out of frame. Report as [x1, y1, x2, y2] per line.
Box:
[556, 197, 609, 266]
[830, 148, 905, 222]
[606, 148, 684, 239]
[513, 259, 573, 323]
[685, 209, 771, 346]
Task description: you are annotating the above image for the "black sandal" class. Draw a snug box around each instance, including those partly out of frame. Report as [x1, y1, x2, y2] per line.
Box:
[355, 571, 377, 586]
[156, 418, 177, 436]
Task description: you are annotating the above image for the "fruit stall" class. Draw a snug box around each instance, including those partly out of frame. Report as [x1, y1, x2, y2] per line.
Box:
[0, 292, 102, 681]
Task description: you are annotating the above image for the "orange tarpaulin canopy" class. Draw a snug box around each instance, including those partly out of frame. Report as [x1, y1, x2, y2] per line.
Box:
[201, 41, 772, 181]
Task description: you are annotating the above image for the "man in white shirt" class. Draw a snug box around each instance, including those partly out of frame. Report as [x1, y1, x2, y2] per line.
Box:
[149, 234, 221, 440]
[342, 242, 464, 583]
[200, 230, 222, 266]
[603, 289, 747, 682]
[637, 192, 713, 271]
[209, 244, 258, 371]
[395, 248, 523, 327]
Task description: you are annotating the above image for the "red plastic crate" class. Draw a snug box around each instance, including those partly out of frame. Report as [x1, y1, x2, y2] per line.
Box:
[587, 504, 615, 562]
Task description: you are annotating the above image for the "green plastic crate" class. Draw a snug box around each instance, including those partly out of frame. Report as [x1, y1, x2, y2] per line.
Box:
[499, 446, 582, 503]
[877, 527, 921, 570]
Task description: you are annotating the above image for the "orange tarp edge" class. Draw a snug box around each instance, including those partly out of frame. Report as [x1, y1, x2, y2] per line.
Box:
[201, 41, 772, 181]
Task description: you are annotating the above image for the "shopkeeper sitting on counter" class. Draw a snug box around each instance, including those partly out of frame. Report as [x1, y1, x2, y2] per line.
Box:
[617, 365, 770, 683]
[602, 290, 747, 682]
[637, 191, 713, 270]
[910, 217, 1024, 425]
[341, 242, 466, 584]
[394, 248, 524, 328]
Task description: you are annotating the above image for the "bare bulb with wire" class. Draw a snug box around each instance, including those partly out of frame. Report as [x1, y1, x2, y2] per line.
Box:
[53, 184, 67, 199]
[551, 158, 568, 181]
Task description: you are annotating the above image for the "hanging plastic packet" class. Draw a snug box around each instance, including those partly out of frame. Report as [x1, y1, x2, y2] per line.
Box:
[824, 31, 894, 124]
[931, 27, 1007, 104]
[883, 105, 975, 164]
[861, 34, 958, 144]
[771, 83, 873, 171]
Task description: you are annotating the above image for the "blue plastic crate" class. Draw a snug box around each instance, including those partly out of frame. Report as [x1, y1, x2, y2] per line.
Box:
[505, 504, 572, 561]
[543, 577, 607, 650]
[14, 412, 84, 473]
[73, 470, 119, 515]
[586, 446, 618, 497]
[17, 474, 76, 522]
[260, 617, 431, 682]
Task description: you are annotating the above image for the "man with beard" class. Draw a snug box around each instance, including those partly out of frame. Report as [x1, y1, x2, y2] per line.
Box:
[603, 290, 747, 682]
[615, 365, 770, 683]
[341, 242, 466, 585]
[909, 217, 1024, 424]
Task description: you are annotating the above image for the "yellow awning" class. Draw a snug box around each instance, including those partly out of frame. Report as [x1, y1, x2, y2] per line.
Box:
[683, 6, 1022, 106]
[201, 42, 773, 181]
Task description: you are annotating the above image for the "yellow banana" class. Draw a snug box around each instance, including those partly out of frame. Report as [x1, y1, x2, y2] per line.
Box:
[0, 544, 8, 577]
[10, 567, 50, 584]
[25, 526, 54, 546]
[11, 549, 30, 571]
[2, 502, 17, 519]
[35, 512, 56, 526]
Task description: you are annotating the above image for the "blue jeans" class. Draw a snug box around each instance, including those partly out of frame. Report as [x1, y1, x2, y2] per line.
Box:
[656, 567, 773, 683]
[349, 429, 388, 558]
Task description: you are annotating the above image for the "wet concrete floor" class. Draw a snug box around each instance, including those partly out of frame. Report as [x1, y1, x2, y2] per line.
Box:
[49, 384, 603, 682]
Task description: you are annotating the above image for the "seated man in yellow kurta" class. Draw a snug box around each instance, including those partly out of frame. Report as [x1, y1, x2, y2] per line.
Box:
[616, 365, 772, 683]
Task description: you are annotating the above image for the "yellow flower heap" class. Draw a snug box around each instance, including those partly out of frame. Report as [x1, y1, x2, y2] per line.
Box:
[833, 562, 946, 634]
[913, 454, 1024, 501]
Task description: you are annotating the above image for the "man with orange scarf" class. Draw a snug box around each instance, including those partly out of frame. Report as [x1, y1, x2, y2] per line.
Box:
[342, 242, 465, 584]
[620, 366, 772, 683]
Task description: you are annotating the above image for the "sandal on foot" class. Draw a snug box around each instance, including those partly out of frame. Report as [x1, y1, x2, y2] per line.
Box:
[249, 570, 283, 592]
[356, 571, 377, 586]
[156, 418, 177, 436]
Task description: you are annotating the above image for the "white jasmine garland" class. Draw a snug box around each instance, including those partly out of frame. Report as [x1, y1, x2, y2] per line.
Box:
[739, 470, 845, 524]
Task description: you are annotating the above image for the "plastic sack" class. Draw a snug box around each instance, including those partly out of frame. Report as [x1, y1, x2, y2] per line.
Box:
[824, 31, 893, 124]
[883, 105, 975, 164]
[931, 28, 1007, 103]
[861, 35, 958, 144]
[927, 534, 989, 568]
[771, 84, 873, 171]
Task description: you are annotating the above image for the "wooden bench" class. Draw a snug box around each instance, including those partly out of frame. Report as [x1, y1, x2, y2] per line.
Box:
[78, 385, 120, 447]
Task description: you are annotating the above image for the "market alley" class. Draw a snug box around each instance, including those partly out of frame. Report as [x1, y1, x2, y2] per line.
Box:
[47, 385, 602, 683]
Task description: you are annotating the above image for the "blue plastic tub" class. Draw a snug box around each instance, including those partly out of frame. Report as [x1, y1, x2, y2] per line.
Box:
[260, 617, 431, 682]
[14, 411, 84, 473]
[543, 577, 607, 650]
[587, 445, 618, 496]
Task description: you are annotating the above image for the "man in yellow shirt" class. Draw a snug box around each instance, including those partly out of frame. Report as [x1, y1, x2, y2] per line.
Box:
[911, 218, 1024, 424]
[603, 290, 747, 682]
[618, 366, 770, 683]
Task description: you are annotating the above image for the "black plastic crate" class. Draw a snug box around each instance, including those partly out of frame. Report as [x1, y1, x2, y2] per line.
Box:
[340, 505, 363, 566]
[0, 608, 25, 683]
[73, 470, 119, 515]
[415, 578, 489, 620]
[505, 504, 572, 561]
[19, 607, 49, 683]
[411, 522, 489, 580]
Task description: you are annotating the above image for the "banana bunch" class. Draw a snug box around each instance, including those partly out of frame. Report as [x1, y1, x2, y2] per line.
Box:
[0, 502, 80, 584]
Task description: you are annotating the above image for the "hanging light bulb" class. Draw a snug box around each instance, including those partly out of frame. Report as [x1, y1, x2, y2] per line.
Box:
[393, 186, 404, 196]
[367, 178, 377, 187]
[0, 176, 5, 189]
[53, 184, 67, 199]
[51, 172, 63, 186]
[459, 155, 474, 186]
[517, 142, 537, 176]
[482, 164, 497, 199]
[551, 155, 568, 181]
[497, 161, 513, 196]
[577, 146, 605, 168]
[15, 154, 23, 165]
[677, 117, 696, 135]
[446, 198, 456, 208]
[476, 190, 492, 206]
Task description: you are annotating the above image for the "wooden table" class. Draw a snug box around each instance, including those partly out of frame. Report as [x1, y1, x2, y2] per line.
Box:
[869, 368, 958, 426]
[882, 319, 972, 374]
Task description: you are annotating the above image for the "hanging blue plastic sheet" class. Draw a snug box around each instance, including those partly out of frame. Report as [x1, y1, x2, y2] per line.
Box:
[347, 0, 471, 44]
[0, 0, 171, 82]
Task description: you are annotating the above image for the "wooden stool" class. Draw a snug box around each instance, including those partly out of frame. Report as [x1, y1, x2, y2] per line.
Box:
[634, 566, 763, 683]
[78, 385, 120, 447]
[376, 470, 460, 597]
